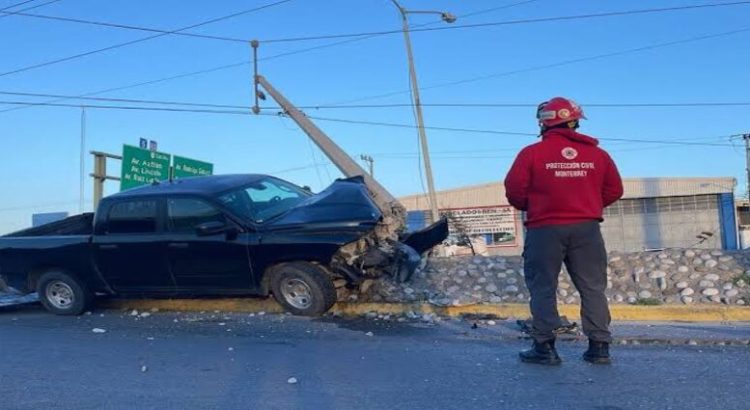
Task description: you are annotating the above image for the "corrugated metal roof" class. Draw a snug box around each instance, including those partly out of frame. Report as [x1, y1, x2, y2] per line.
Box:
[399, 177, 736, 210]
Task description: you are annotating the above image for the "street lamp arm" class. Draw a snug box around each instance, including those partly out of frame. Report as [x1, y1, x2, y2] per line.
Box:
[388, 1, 456, 23]
[389, 0, 406, 17]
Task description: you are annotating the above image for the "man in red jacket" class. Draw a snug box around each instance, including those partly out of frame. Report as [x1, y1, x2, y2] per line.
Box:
[505, 97, 623, 365]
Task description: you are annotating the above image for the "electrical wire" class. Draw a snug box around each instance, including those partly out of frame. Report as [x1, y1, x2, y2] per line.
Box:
[0, 98, 743, 148]
[0, 0, 37, 11]
[3, 90, 750, 111]
[459, 0, 542, 19]
[0, 0, 293, 78]
[0, 0, 535, 115]
[0, 9, 249, 43]
[337, 26, 750, 104]
[0, 1, 542, 43]
[272, 101, 750, 110]
[260, 2, 750, 43]
[0, 0, 62, 19]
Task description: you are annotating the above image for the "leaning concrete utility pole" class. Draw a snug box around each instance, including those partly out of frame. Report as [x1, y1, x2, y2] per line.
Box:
[389, 0, 456, 223]
[250, 41, 405, 230]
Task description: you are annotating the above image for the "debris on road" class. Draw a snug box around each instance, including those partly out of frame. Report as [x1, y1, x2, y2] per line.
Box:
[287, 377, 298, 384]
[516, 317, 579, 335]
[92, 328, 107, 334]
[365, 331, 374, 337]
[141, 365, 148, 373]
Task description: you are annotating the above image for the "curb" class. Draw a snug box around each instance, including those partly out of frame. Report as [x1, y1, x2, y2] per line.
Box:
[102, 298, 750, 321]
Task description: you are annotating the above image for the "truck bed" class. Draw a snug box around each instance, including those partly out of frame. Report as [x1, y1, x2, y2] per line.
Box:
[3, 213, 94, 237]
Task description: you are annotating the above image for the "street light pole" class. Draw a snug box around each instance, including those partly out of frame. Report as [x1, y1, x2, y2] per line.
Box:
[390, 0, 455, 223]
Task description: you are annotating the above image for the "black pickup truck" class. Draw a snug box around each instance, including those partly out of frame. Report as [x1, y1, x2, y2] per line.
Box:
[0, 175, 447, 316]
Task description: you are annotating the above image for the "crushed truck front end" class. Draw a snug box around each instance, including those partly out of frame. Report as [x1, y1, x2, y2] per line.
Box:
[261, 176, 448, 284]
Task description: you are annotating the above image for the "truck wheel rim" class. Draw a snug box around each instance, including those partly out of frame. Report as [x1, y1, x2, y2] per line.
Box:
[281, 278, 313, 309]
[46, 281, 75, 309]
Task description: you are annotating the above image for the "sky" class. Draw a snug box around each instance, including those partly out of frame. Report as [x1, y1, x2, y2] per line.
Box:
[0, 0, 748, 233]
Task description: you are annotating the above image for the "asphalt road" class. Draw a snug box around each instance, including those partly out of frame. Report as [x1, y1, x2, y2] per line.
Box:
[1, 307, 748, 410]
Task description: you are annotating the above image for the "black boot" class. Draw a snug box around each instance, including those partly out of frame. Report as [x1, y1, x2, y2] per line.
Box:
[583, 340, 611, 364]
[519, 340, 562, 365]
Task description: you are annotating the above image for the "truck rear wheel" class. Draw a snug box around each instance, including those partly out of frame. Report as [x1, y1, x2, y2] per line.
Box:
[270, 262, 336, 316]
[37, 270, 93, 316]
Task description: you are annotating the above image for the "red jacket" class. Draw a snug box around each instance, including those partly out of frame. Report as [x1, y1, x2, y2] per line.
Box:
[504, 128, 624, 228]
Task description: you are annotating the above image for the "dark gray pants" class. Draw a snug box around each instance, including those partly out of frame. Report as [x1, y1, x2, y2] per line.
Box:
[523, 221, 612, 343]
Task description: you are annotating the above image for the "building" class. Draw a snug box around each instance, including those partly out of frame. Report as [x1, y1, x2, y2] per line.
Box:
[735, 199, 750, 249]
[400, 177, 737, 256]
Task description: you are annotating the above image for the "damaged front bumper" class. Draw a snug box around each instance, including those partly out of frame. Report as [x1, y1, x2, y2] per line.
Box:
[332, 217, 449, 283]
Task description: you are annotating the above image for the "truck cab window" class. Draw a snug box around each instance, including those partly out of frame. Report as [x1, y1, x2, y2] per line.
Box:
[219, 177, 310, 223]
[107, 200, 158, 234]
[168, 198, 225, 233]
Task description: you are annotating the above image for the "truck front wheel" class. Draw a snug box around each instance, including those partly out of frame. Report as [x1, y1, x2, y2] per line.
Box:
[37, 270, 93, 316]
[269, 262, 336, 316]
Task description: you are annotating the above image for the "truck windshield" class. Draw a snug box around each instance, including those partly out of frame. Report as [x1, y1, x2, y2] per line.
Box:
[218, 177, 311, 223]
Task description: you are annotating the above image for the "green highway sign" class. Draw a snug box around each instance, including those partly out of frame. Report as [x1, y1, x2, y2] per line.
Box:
[173, 155, 214, 179]
[120, 145, 171, 191]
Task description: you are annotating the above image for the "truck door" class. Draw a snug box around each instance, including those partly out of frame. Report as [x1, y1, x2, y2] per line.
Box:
[93, 199, 175, 292]
[165, 197, 253, 291]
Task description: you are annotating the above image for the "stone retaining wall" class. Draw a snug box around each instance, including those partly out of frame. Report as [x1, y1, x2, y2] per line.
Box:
[340, 249, 750, 307]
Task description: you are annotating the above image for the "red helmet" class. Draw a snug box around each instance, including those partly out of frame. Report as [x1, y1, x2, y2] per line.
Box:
[536, 97, 586, 127]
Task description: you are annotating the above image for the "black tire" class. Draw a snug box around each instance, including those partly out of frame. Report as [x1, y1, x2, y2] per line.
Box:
[37, 270, 93, 316]
[269, 262, 336, 316]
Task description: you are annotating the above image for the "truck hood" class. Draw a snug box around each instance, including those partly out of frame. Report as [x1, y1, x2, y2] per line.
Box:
[264, 176, 382, 229]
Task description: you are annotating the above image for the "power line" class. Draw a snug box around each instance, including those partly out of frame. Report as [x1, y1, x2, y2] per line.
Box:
[0, 0, 535, 115]
[4, 89, 750, 110]
[0, 100, 250, 115]
[299, 114, 741, 147]
[0, 9, 249, 43]
[460, 0, 542, 18]
[0, 90, 250, 110]
[0, 98, 742, 147]
[271, 102, 750, 110]
[0, 0, 62, 18]
[260, 2, 750, 43]
[0, 0, 292, 78]
[0, 1, 542, 44]
[0, 0, 37, 11]
[337, 26, 750, 104]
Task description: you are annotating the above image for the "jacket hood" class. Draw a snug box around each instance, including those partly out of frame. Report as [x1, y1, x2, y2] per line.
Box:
[543, 128, 599, 146]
